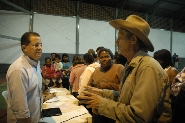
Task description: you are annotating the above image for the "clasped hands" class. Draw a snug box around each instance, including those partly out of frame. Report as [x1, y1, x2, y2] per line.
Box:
[77, 86, 103, 109]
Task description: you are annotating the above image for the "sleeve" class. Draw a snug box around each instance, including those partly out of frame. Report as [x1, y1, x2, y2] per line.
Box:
[87, 71, 94, 87]
[99, 82, 119, 90]
[102, 89, 116, 100]
[69, 70, 75, 85]
[78, 68, 92, 94]
[60, 62, 63, 69]
[98, 66, 169, 123]
[7, 70, 30, 119]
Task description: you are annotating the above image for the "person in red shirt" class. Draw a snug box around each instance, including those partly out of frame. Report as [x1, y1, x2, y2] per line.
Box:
[42, 57, 61, 87]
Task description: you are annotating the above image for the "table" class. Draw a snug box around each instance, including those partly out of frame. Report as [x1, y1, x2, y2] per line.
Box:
[40, 88, 92, 123]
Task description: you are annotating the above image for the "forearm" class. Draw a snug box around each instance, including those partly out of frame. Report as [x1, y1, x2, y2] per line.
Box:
[98, 98, 143, 123]
[102, 89, 116, 100]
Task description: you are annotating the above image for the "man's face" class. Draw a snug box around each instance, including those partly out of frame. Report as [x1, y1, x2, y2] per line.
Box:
[99, 51, 112, 70]
[116, 29, 132, 61]
[22, 36, 42, 61]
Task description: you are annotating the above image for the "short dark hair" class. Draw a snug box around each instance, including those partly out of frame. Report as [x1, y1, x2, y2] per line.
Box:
[51, 53, 56, 56]
[21, 32, 40, 46]
[61, 53, 70, 62]
[96, 46, 104, 52]
[45, 57, 51, 62]
[83, 53, 94, 64]
[55, 54, 61, 59]
[114, 51, 127, 66]
[98, 48, 114, 59]
[88, 49, 95, 54]
[154, 49, 174, 69]
[72, 54, 84, 66]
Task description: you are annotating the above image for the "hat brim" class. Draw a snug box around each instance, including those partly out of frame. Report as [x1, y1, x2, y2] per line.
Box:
[109, 19, 154, 52]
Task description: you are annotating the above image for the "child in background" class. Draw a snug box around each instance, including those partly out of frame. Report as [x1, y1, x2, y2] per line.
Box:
[42, 57, 62, 88]
[51, 53, 57, 64]
[69, 55, 86, 97]
[53, 54, 63, 87]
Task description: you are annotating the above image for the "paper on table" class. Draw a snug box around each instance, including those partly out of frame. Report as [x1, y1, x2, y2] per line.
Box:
[50, 88, 64, 93]
[57, 95, 76, 101]
[45, 97, 58, 103]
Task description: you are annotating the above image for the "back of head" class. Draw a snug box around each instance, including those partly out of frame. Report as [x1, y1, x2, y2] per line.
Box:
[83, 53, 94, 65]
[154, 49, 174, 69]
[88, 49, 95, 54]
[72, 54, 84, 66]
[114, 51, 127, 66]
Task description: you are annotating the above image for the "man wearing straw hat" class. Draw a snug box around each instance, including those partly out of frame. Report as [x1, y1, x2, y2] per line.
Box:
[78, 15, 170, 123]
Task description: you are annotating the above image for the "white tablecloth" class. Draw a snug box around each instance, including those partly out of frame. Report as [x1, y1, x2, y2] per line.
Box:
[40, 88, 92, 123]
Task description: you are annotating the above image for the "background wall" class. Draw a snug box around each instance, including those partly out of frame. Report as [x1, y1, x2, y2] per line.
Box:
[0, 10, 185, 72]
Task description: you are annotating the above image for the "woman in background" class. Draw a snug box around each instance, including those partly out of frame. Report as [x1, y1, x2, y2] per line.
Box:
[69, 55, 86, 97]
[88, 48, 124, 123]
[154, 49, 178, 123]
[61, 53, 72, 89]
[154, 49, 178, 85]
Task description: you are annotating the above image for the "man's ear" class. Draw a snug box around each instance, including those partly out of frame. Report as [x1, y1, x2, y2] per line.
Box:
[22, 45, 27, 51]
[130, 35, 137, 44]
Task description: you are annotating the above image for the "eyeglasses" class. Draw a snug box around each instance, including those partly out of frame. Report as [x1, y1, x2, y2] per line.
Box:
[32, 43, 42, 48]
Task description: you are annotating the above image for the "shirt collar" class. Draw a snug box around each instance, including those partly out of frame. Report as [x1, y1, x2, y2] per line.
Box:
[22, 53, 39, 68]
[126, 49, 149, 68]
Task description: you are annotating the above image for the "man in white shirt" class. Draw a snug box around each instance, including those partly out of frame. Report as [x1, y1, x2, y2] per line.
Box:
[6, 32, 42, 123]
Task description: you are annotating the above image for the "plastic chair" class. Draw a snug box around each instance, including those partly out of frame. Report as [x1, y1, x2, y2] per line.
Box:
[1, 91, 7, 118]
[2, 90, 8, 103]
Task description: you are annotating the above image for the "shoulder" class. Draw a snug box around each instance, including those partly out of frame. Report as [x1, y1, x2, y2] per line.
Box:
[167, 67, 178, 75]
[111, 64, 124, 71]
[140, 56, 161, 69]
[112, 64, 124, 68]
[8, 56, 28, 73]
[131, 56, 165, 76]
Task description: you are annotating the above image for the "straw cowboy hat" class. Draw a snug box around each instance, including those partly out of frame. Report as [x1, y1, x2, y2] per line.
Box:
[109, 15, 154, 52]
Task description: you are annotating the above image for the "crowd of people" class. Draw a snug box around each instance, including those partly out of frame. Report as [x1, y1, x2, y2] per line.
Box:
[6, 14, 185, 123]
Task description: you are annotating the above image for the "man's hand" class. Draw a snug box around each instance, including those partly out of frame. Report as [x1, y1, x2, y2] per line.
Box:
[77, 91, 102, 109]
[83, 86, 103, 96]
